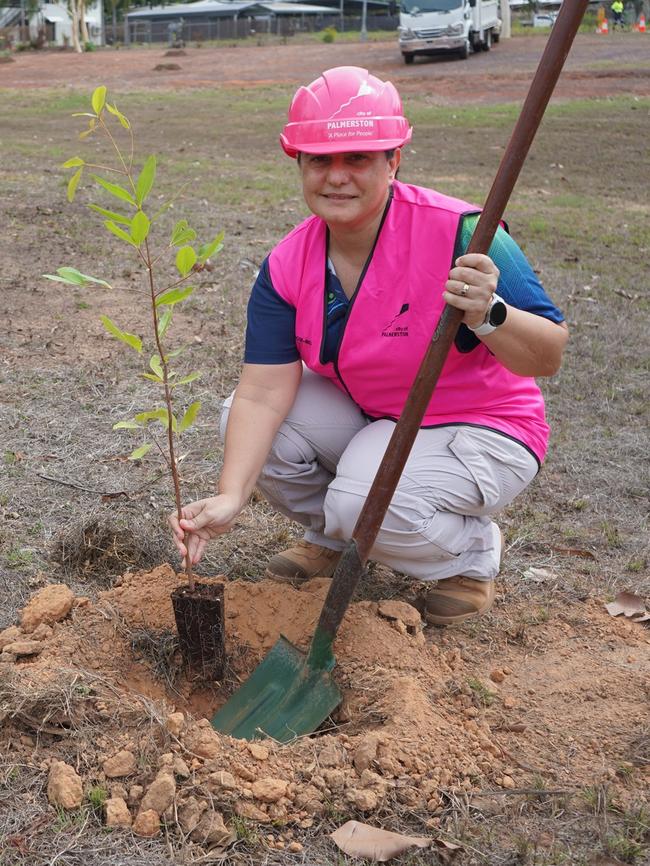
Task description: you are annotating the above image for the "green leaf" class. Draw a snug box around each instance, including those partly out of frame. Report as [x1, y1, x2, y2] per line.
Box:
[170, 219, 197, 246]
[88, 204, 131, 226]
[91, 85, 107, 115]
[178, 400, 201, 434]
[113, 420, 141, 430]
[92, 175, 136, 206]
[106, 102, 130, 129]
[134, 408, 168, 424]
[129, 443, 152, 461]
[67, 168, 83, 203]
[173, 372, 201, 387]
[62, 157, 85, 168]
[43, 267, 111, 288]
[100, 315, 142, 353]
[157, 309, 172, 339]
[197, 230, 225, 262]
[155, 286, 194, 307]
[130, 210, 150, 245]
[176, 246, 197, 277]
[136, 155, 156, 207]
[105, 220, 136, 246]
[142, 372, 164, 383]
[149, 354, 164, 379]
[79, 118, 96, 140]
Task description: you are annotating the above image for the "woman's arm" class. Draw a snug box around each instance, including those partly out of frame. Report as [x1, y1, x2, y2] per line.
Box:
[444, 252, 568, 378]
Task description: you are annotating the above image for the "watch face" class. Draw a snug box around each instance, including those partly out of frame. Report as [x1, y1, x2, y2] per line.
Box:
[489, 300, 507, 327]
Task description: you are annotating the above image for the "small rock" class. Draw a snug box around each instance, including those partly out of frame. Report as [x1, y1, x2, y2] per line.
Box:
[191, 728, 222, 759]
[178, 796, 207, 834]
[47, 761, 83, 809]
[490, 669, 505, 684]
[105, 796, 132, 828]
[503, 695, 516, 709]
[323, 769, 346, 791]
[128, 785, 144, 806]
[0, 625, 22, 649]
[500, 775, 516, 789]
[110, 784, 128, 801]
[103, 750, 137, 779]
[353, 735, 380, 774]
[235, 801, 269, 822]
[248, 742, 269, 761]
[251, 778, 288, 803]
[173, 757, 190, 779]
[377, 600, 422, 630]
[232, 762, 256, 782]
[133, 809, 160, 837]
[2, 640, 42, 657]
[20, 584, 74, 633]
[346, 787, 378, 811]
[31, 623, 53, 641]
[288, 841, 303, 853]
[318, 742, 346, 768]
[166, 712, 185, 736]
[140, 771, 176, 814]
[208, 770, 237, 790]
[190, 810, 235, 846]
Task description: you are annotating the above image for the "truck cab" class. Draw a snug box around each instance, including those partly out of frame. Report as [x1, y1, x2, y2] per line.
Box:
[398, 0, 501, 62]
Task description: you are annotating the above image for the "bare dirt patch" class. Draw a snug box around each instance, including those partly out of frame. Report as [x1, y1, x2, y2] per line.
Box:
[2, 33, 650, 103]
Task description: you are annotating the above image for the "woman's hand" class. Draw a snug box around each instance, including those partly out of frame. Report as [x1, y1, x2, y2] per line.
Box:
[443, 253, 500, 330]
[169, 493, 242, 567]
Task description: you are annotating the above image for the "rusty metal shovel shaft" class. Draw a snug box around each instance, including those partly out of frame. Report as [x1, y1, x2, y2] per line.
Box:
[211, 0, 589, 743]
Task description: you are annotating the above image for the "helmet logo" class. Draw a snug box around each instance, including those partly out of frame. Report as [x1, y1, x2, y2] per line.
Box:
[329, 78, 376, 120]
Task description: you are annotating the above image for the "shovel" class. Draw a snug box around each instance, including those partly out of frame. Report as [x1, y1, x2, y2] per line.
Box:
[212, 0, 588, 742]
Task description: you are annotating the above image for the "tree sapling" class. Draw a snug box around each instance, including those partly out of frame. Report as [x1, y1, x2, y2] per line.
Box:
[45, 86, 225, 679]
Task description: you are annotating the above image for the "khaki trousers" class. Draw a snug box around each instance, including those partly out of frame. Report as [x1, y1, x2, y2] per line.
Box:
[221, 368, 538, 582]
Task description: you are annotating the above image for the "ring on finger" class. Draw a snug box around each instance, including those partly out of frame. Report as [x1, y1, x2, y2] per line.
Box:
[460, 283, 471, 297]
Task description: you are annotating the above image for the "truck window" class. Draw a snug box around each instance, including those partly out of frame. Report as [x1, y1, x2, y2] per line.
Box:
[402, 0, 463, 12]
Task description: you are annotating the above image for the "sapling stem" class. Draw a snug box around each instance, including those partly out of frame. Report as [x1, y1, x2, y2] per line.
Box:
[145, 236, 195, 590]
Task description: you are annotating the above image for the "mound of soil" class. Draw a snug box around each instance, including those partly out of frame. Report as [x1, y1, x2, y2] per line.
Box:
[1, 568, 648, 853]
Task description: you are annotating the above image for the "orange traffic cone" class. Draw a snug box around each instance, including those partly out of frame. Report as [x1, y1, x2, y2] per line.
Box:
[600, 17, 609, 32]
[638, 13, 646, 31]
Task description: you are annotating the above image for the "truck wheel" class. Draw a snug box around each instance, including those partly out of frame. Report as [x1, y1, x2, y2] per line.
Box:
[481, 29, 492, 50]
[403, 53, 414, 64]
[458, 39, 469, 59]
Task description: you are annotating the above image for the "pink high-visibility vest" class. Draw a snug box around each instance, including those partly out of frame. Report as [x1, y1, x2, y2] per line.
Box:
[268, 180, 550, 462]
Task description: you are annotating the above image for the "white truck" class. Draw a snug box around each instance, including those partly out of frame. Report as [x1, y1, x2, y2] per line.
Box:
[397, 0, 501, 63]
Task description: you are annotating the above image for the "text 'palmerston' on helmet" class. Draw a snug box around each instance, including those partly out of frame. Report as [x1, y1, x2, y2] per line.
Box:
[280, 66, 413, 158]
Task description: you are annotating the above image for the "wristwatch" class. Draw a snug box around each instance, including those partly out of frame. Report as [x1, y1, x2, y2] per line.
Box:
[468, 293, 508, 337]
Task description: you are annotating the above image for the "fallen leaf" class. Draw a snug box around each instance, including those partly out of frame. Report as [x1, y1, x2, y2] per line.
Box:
[523, 567, 552, 583]
[330, 821, 430, 861]
[605, 591, 650, 621]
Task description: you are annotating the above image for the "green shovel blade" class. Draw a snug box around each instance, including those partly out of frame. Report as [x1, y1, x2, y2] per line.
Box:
[211, 635, 342, 742]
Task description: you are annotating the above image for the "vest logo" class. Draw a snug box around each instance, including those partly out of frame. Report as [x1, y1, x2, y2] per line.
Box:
[382, 303, 409, 337]
[296, 335, 312, 346]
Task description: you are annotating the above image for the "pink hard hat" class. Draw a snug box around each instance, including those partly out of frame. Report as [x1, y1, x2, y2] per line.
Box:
[280, 66, 412, 158]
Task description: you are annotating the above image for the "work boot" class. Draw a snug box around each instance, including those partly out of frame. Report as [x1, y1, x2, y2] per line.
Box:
[265, 540, 342, 585]
[424, 576, 496, 626]
[424, 529, 504, 626]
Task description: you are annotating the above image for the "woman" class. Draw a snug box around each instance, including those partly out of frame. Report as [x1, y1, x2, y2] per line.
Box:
[170, 66, 568, 626]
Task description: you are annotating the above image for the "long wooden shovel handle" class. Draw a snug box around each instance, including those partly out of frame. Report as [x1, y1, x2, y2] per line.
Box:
[311, 0, 589, 653]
